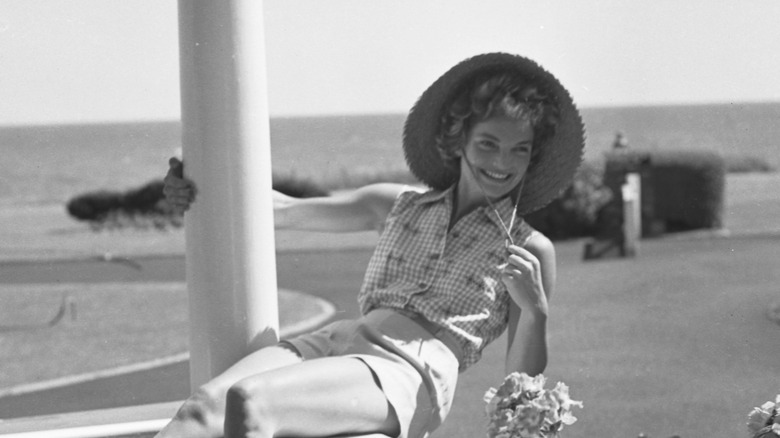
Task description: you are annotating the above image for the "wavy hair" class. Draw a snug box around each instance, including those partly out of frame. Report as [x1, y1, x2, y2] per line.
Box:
[435, 73, 560, 171]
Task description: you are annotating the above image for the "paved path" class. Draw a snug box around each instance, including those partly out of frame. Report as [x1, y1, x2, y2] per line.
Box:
[721, 173, 780, 236]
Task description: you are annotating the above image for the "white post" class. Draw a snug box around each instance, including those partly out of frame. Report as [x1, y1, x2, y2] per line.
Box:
[178, 0, 279, 389]
[621, 173, 642, 257]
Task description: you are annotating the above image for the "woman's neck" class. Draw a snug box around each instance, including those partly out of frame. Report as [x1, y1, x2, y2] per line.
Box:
[450, 183, 487, 228]
[450, 182, 519, 230]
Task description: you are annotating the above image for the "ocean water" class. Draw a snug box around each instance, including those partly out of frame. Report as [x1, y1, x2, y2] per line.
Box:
[0, 102, 778, 207]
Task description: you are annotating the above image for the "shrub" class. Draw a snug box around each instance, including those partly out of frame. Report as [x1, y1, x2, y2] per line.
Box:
[66, 190, 126, 222]
[318, 164, 420, 191]
[66, 180, 172, 220]
[66, 173, 330, 230]
[722, 153, 776, 173]
[273, 172, 330, 198]
[602, 149, 725, 235]
[525, 160, 613, 240]
[66, 180, 180, 230]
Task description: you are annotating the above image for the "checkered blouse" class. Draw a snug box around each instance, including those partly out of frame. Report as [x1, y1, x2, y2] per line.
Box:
[357, 186, 537, 370]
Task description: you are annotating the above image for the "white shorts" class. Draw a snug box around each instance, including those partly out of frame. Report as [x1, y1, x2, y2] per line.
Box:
[281, 308, 462, 438]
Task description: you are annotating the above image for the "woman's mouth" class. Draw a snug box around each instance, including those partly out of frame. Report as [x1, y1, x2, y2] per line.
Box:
[480, 169, 512, 182]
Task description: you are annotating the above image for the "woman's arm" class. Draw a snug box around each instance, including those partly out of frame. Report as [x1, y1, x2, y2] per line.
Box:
[163, 157, 408, 234]
[273, 183, 407, 233]
[502, 232, 556, 376]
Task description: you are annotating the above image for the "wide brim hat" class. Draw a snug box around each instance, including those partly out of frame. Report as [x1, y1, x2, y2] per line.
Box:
[403, 52, 585, 215]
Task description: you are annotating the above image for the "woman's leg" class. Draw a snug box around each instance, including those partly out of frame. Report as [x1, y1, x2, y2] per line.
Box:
[155, 344, 303, 438]
[223, 356, 400, 438]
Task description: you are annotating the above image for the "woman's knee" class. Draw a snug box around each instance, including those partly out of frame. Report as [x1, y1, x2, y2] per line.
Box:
[176, 387, 221, 425]
[224, 377, 277, 433]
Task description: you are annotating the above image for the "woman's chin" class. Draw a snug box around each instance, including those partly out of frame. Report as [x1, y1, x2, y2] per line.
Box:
[478, 177, 520, 199]
[481, 187, 516, 202]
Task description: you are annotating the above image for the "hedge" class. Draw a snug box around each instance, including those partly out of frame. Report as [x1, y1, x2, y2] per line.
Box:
[525, 160, 613, 240]
[601, 149, 726, 236]
[66, 173, 329, 230]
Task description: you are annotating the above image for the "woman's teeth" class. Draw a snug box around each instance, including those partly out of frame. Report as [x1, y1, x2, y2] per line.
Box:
[482, 170, 511, 181]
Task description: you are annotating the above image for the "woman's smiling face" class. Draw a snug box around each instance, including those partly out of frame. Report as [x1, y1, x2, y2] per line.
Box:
[458, 115, 534, 202]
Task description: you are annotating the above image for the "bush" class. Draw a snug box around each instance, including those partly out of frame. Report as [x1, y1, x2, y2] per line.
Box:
[722, 153, 776, 173]
[66, 190, 127, 222]
[318, 164, 420, 191]
[66, 180, 180, 231]
[602, 149, 725, 235]
[66, 173, 331, 230]
[273, 172, 330, 198]
[525, 160, 613, 240]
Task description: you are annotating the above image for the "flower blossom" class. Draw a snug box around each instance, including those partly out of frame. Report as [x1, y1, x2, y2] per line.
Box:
[484, 372, 582, 438]
[747, 394, 779, 438]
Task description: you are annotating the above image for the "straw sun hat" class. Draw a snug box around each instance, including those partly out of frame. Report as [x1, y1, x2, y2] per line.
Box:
[402, 52, 585, 215]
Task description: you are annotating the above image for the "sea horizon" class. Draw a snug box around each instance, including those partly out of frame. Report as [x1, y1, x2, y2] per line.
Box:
[4, 98, 780, 127]
[1, 101, 778, 207]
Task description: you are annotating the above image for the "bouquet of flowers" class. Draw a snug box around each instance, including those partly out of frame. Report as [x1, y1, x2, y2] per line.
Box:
[747, 394, 780, 438]
[484, 372, 582, 438]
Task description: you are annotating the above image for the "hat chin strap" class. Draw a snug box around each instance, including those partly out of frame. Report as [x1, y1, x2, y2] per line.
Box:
[462, 156, 523, 246]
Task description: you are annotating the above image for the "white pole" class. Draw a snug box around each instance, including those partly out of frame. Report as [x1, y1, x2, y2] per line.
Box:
[621, 173, 642, 257]
[178, 0, 279, 389]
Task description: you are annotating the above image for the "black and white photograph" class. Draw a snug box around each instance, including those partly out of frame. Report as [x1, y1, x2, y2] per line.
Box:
[1, 1, 778, 437]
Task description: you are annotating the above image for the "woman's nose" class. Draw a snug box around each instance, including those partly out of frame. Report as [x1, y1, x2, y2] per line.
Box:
[494, 150, 518, 171]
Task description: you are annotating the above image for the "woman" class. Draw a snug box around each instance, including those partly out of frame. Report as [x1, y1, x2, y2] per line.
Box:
[157, 52, 584, 438]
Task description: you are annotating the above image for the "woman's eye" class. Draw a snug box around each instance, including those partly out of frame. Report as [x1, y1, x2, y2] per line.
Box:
[514, 146, 531, 155]
[478, 140, 496, 149]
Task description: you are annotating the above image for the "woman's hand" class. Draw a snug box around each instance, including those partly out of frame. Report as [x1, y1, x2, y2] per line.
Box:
[500, 244, 549, 317]
[162, 157, 198, 213]
[502, 236, 554, 376]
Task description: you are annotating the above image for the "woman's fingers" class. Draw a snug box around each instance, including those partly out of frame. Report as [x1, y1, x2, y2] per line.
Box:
[500, 245, 543, 287]
[505, 246, 538, 268]
[162, 179, 195, 196]
[506, 244, 537, 261]
[506, 254, 532, 270]
[168, 156, 184, 178]
[163, 156, 197, 211]
[167, 193, 194, 205]
[501, 245, 549, 315]
[164, 160, 188, 188]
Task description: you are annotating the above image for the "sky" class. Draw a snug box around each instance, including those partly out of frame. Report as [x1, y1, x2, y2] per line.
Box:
[1, 0, 779, 125]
